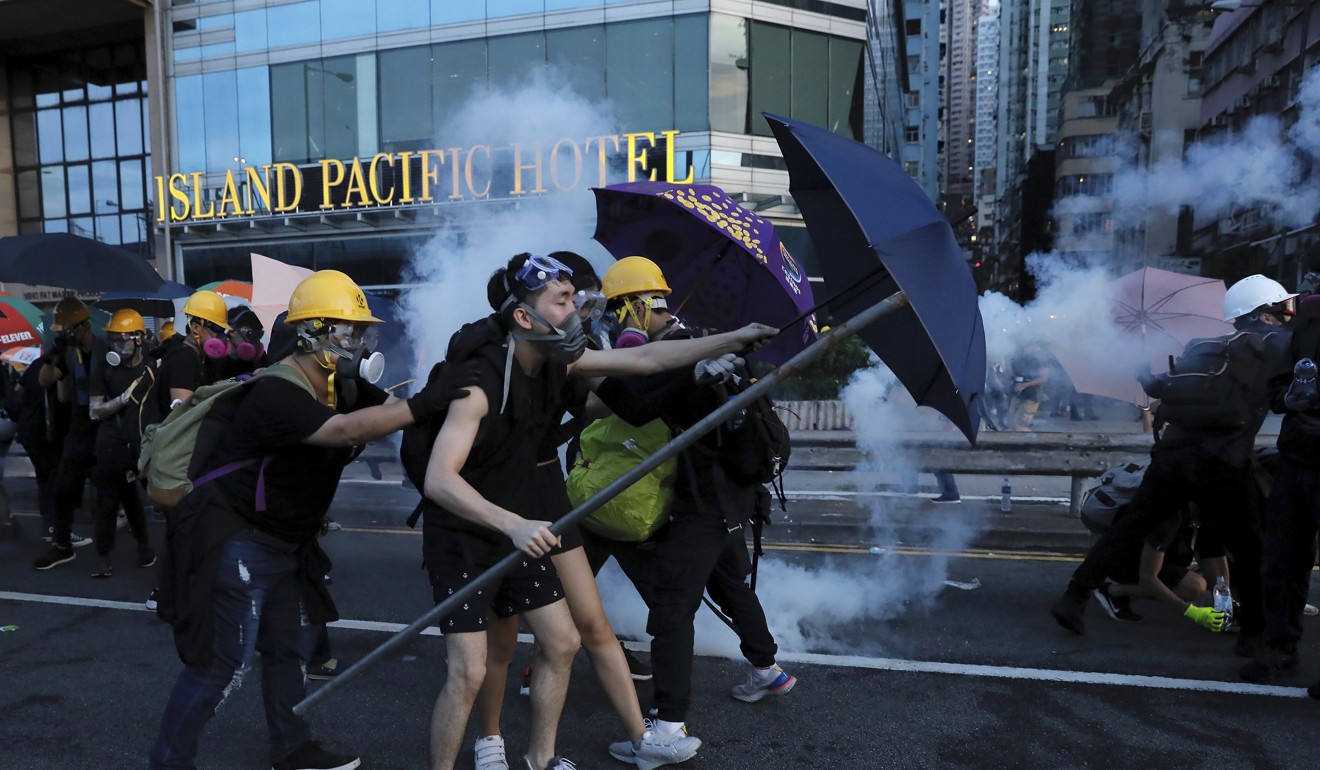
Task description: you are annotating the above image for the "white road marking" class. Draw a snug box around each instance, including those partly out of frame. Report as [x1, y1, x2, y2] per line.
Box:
[1, 590, 1304, 699]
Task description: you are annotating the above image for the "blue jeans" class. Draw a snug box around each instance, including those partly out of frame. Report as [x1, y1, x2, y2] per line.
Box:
[148, 529, 314, 769]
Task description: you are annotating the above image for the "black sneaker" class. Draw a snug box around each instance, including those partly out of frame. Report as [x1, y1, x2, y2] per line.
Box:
[1240, 648, 1299, 683]
[1092, 583, 1142, 622]
[271, 740, 360, 770]
[34, 545, 76, 570]
[307, 658, 340, 680]
[1049, 593, 1086, 635]
[930, 494, 962, 504]
[137, 544, 157, 568]
[622, 641, 653, 681]
[90, 558, 113, 578]
[1234, 634, 1264, 659]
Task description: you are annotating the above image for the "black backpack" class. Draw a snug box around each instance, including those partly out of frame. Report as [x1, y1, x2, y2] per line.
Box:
[710, 376, 792, 513]
[1154, 331, 1272, 430]
[400, 361, 448, 494]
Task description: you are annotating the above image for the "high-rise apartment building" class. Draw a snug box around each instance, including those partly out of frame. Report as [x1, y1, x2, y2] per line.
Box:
[973, 3, 999, 251]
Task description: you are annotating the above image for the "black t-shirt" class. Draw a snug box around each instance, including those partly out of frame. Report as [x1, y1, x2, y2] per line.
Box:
[89, 355, 153, 447]
[420, 318, 568, 559]
[203, 376, 345, 543]
[156, 344, 203, 415]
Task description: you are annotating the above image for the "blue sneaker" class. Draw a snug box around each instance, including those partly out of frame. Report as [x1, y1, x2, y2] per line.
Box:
[730, 664, 797, 702]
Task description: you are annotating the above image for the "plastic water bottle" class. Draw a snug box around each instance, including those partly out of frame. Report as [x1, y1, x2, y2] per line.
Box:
[1000, 478, 1012, 513]
[1294, 358, 1318, 401]
[1213, 576, 1233, 618]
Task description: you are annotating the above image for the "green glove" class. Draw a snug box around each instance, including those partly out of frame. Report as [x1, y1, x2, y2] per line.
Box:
[1184, 603, 1226, 632]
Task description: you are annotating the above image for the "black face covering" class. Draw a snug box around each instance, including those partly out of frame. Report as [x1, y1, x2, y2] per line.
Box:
[512, 303, 588, 365]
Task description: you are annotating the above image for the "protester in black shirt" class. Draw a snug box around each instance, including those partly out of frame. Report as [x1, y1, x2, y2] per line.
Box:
[87, 309, 157, 577]
[147, 270, 457, 770]
[33, 297, 100, 570]
[156, 289, 230, 417]
[210, 304, 269, 382]
[15, 358, 69, 541]
[420, 253, 773, 770]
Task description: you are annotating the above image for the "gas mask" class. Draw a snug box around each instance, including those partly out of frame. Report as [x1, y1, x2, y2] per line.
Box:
[296, 319, 384, 409]
[611, 294, 669, 349]
[195, 320, 231, 360]
[104, 333, 141, 367]
[511, 302, 588, 365]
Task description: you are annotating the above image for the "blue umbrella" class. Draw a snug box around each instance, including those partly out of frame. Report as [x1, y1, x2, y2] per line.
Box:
[96, 280, 192, 317]
[0, 233, 163, 292]
[765, 113, 986, 443]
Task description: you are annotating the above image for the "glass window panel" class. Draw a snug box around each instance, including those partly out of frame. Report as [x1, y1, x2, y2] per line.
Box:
[93, 160, 119, 211]
[606, 18, 674, 130]
[674, 14, 707, 132]
[121, 214, 145, 248]
[433, 39, 488, 123]
[489, 32, 546, 90]
[116, 98, 144, 156]
[749, 22, 790, 136]
[61, 56, 86, 103]
[17, 170, 40, 219]
[38, 109, 64, 164]
[34, 66, 61, 108]
[142, 96, 152, 150]
[44, 219, 68, 234]
[709, 14, 747, 134]
[234, 9, 268, 53]
[270, 63, 308, 163]
[237, 67, 273, 165]
[175, 75, 207, 171]
[267, 1, 321, 48]
[198, 42, 237, 58]
[379, 46, 435, 147]
[64, 106, 89, 161]
[322, 0, 375, 41]
[431, 0, 486, 24]
[174, 46, 203, 64]
[90, 102, 117, 159]
[378, 0, 428, 30]
[41, 167, 66, 218]
[69, 216, 94, 239]
[12, 111, 38, 167]
[828, 37, 863, 139]
[488, 0, 544, 17]
[120, 158, 146, 210]
[546, 0, 601, 8]
[20, 221, 42, 235]
[67, 164, 92, 215]
[10, 67, 34, 110]
[202, 70, 239, 172]
[314, 56, 360, 160]
[96, 214, 121, 245]
[791, 30, 829, 128]
[547, 25, 605, 103]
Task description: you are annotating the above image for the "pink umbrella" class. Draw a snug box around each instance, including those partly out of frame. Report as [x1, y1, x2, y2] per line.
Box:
[249, 253, 314, 343]
[1053, 268, 1234, 405]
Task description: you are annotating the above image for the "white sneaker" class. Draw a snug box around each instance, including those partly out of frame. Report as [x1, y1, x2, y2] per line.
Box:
[610, 730, 702, 770]
[44, 527, 92, 548]
[475, 735, 508, 770]
[730, 664, 797, 702]
[145, 588, 159, 612]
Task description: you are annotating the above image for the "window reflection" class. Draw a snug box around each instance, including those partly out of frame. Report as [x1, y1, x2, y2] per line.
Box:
[67, 164, 92, 215]
[236, 67, 273, 167]
[710, 15, 748, 134]
[322, 0, 376, 41]
[380, 46, 434, 149]
[489, 32, 545, 89]
[234, 9, 268, 53]
[378, 0, 429, 32]
[90, 102, 117, 159]
[488, 0, 545, 17]
[64, 106, 89, 162]
[606, 18, 674, 130]
[175, 74, 207, 171]
[547, 25, 605, 103]
[41, 168, 66, 219]
[433, 39, 488, 127]
[749, 23, 790, 135]
[431, 0, 486, 24]
[674, 15, 708, 131]
[267, 1, 321, 48]
[203, 70, 240, 172]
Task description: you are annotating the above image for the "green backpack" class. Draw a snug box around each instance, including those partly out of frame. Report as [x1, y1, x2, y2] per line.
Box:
[138, 365, 314, 509]
[566, 414, 677, 542]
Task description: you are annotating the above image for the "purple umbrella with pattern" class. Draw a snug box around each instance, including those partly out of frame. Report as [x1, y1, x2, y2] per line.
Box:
[591, 181, 818, 364]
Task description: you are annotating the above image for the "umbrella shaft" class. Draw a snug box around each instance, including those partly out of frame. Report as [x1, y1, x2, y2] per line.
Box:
[293, 290, 910, 716]
[778, 265, 887, 333]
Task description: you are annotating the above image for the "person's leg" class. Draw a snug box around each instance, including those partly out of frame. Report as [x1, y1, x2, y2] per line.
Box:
[50, 433, 92, 549]
[120, 473, 151, 549]
[430, 631, 489, 770]
[1193, 461, 1264, 638]
[90, 464, 120, 566]
[475, 613, 517, 739]
[1261, 461, 1320, 649]
[27, 445, 58, 531]
[147, 534, 265, 769]
[705, 530, 777, 668]
[519, 599, 580, 769]
[934, 471, 960, 500]
[251, 541, 317, 764]
[554, 546, 646, 740]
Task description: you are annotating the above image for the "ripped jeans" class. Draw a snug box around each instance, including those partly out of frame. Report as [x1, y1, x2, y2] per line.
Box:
[148, 529, 314, 769]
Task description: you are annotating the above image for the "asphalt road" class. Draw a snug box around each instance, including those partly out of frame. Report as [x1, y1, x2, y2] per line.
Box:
[3, 464, 1320, 770]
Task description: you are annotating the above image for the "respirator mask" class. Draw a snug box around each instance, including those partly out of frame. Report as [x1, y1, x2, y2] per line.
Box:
[104, 333, 141, 367]
[198, 321, 231, 360]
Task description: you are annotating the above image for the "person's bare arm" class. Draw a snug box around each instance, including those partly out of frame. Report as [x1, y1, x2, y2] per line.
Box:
[567, 323, 775, 379]
[422, 387, 560, 557]
[303, 399, 416, 447]
[1135, 544, 1193, 611]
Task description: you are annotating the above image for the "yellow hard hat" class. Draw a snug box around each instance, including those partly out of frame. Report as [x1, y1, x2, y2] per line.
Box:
[159, 321, 177, 342]
[183, 290, 231, 329]
[106, 308, 146, 334]
[51, 297, 90, 331]
[602, 256, 671, 300]
[285, 270, 382, 324]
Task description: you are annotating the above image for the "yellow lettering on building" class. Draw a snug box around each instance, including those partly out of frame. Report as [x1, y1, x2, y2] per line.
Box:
[244, 166, 273, 215]
[661, 130, 694, 184]
[397, 151, 414, 203]
[168, 174, 191, 221]
[549, 138, 583, 192]
[344, 158, 372, 207]
[319, 160, 345, 210]
[586, 134, 621, 187]
[418, 150, 447, 203]
[190, 172, 216, 219]
[625, 132, 657, 182]
[155, 176, 166, 222]
[272, 163, 302, 212]
[510, 143, 546, 196]
[447, 148, 464, 200]
[218, 171, 244, 217]
[465, 145, 491, 198]
[368, 153, 394, 205]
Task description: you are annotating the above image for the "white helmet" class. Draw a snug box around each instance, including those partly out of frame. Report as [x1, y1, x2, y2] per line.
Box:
[1222, 274, 1297, 321]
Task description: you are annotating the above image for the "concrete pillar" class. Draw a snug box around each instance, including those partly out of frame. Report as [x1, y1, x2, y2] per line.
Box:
[0, 59, 17, 238]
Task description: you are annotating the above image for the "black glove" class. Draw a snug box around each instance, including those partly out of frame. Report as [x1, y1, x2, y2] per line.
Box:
[41, 335, 68, 367]
[406, 359, 482, 423]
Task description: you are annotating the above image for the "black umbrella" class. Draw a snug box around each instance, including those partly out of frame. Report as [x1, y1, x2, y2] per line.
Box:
[765, 114, 986, 443]
[96, 280, 192, 318]
[0, 232, 164, 293]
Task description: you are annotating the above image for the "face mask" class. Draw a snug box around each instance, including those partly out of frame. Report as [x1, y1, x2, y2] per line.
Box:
[513, 302, 588, 365]
[334, 346, 386, 384]
[235, 340, 264, 362]
[614, 327, 649, 349]
[202, 337, 231, 360]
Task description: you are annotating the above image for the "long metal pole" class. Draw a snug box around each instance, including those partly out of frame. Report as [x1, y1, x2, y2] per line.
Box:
[295, 290, 911, 715]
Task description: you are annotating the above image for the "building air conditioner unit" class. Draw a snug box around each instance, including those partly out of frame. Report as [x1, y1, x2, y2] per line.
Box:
[1209, 115, 1229, 127]
[1263, 75, 1282, 88]
[1139, 112, 1153, 131]
[1262, 39, 1284, 53]
[1235, 96, 1252, 109]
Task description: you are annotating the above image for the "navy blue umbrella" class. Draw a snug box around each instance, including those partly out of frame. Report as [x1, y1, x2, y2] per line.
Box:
[96, 280, 192, 317]
[0, 232, 164, 292]
[765, 114, 986, 443]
